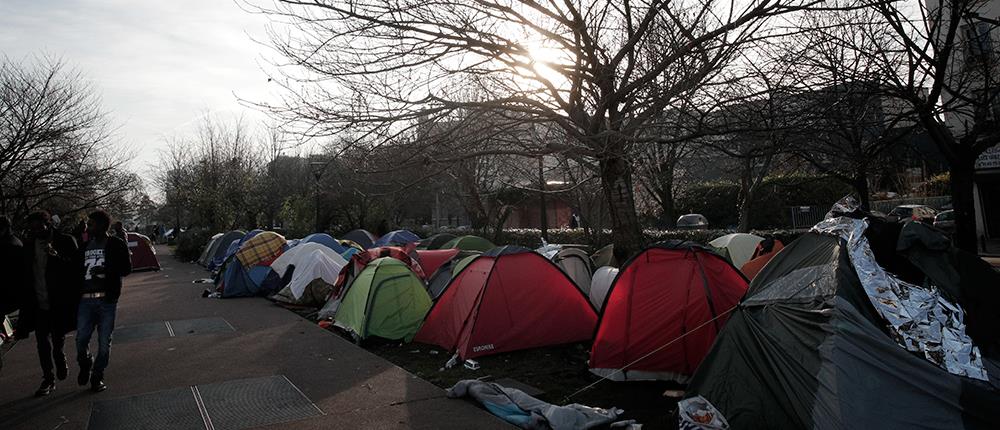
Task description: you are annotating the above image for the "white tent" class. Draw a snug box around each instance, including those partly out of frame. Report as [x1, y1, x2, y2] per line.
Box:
[708, 233, 764, 269]
[287, 249, 346, 299]
[589, 266, 619, 311]
[270, 242, 347, 278]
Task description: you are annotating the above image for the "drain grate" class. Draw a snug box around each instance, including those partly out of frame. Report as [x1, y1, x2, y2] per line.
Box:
[197, 375, 323, 430]
[88, 387, 205, 430]
[112, 322, 170, 344]
[169, 317, 234, 337]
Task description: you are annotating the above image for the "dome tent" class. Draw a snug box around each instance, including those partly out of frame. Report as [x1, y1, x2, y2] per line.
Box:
[342, 229, 377, 249]
[198, 233, 222, 266]
[414, 246, 597, 359]
[589, 241, 748, 382]
[127, 232, 160, 272]
[441, 235, 495, 252]
[373, 230, 421, 247]
[418, 233, 457, 250]
[333, 257, 432, 342]
[708, 233, 764, 268]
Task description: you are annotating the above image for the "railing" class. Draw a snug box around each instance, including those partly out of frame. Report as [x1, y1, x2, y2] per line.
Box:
[870, 196, 952, 213]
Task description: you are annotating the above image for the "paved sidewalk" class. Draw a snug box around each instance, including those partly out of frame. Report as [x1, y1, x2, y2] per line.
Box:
[0, 246, 507, 430]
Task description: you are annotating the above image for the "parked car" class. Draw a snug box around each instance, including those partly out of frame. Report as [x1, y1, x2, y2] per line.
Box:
[933, 210, 955, 233]
[887, 205, 937, 224]
[676, 213, 709, 230]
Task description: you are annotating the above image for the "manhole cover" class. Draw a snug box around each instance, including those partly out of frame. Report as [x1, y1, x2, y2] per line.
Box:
[197, 375, 322, 430]
[169, 318, 233, 336]
[113, 322, 170, 344]
[88, 387, 204, 430]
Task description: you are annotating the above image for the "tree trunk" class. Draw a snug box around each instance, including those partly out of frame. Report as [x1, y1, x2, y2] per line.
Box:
[599, 151, 643, 263]
[854, 171, 871, 212]
[538, 156, 549, 241]
[950, 158, 979, 252]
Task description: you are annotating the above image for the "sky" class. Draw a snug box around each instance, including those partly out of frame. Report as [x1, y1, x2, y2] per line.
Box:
[0, 0, 279, 182]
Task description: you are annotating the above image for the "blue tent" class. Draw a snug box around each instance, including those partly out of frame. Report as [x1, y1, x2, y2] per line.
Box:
[304, 233, 350, 254]
[373, 230, 420, 247]
[343, 229, 377, 249]
[220, 259, 284, 298]
[207, 230, 246, 270]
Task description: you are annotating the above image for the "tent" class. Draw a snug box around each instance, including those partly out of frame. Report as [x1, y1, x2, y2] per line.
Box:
[709, 233, 764, 268]
[552, 248, 594, 294]
[441, 235, 495, 252]
[591, 244, 618, 268]
[303, 233, 351, 254]
[588, 266, 619, 311]
[207, 230, 246, 270]
[317, 246, 427, 319]
[343, 229, 377, 249]
[219, 231, 287, 298]
[334, 257, 432, 341]
[373, 229, 421, 247]
[739, 238, 784, 281]
[414, 246, 597, 359]
[419, 233, 457, 250]
[269, 249, 346, 308]
[198, 233, 222, 266]
[270, 242, 348, 280]
[415, 249, 461, 278]
[589, 241, 749, 382]
[681, 215, 1000, 429]
[426, 254, 478, 300]
[127, 232, 160, 272]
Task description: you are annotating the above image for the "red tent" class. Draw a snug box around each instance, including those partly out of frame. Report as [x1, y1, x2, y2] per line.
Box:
[127, 232, 160, 272]
[414, 246, 597, 359]
[589, 241, 747, 383]
[740, 239, 785, 281]
[415, 249, 461, 278]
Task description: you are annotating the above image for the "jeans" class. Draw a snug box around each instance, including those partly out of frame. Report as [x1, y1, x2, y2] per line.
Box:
[35, 311, 66, 381]
[76, 298, 117, 375]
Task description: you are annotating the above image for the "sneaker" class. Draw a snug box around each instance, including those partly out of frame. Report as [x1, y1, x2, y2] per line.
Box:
[34, 380, 55, 397]
[90, 373, 107, 393]
[78, 364, 91, 386]
[56, 364, 68, 381]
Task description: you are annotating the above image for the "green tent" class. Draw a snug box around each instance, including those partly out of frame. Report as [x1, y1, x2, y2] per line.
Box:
[334, 257, 432, 342]
[442, 235, 495, 252]
[419, 233, 457, 250]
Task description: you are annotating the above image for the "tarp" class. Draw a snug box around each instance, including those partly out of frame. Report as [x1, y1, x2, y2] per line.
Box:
[343, 229, 377, 249]
[414, 246, 597, 359]
[588, 266, 618, 311]
[448, 379, 622, 430]
[373, 229, 420, 247]
[442, 235, 495, 252]
[127, 232, 160, 272]
[270, 242, 348, 279]
[682, 226, 1000, 429]
[334, 257, 431, 341]
[286, 249, 346, 300]
[589, 241, 749, 382]
[235, 231, 286, 268]
[708, 233, 764, 269]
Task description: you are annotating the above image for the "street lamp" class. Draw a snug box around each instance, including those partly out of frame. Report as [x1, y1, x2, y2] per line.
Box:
[309, 158, 328, 233]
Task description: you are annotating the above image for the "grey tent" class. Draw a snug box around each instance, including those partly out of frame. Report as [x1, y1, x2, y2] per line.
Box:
[343, 229, 377, 249]
[419, 233, 457, 250]
[590, 244, 618, 268]
[426, 254, 479, 300]
[206, 230, 245, 269]
[553, 248, 594, 295]
[198, 233, 222, 266]
[681, 212, 1000, 429]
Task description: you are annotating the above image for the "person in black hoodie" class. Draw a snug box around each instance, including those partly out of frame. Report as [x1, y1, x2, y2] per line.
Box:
[75, 210, 131, 393]
[16, 211, 80, 397]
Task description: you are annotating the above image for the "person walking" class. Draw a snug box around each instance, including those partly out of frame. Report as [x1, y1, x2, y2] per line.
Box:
[15, 211, 80, 397]
[76, 210, 131, 392]
[111, 221, 127, 242]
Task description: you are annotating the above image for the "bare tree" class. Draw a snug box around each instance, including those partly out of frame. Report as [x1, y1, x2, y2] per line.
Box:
[248, 0, 825, 258]
[0, 56, 137, 224]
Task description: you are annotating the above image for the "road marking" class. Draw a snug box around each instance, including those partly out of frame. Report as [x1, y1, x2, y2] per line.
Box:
[281, 375, 325, 415]
[191, 385, 215, 430]
[165, 321, 175, 337]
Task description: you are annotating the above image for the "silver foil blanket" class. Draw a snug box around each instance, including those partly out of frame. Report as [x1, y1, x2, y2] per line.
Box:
[811, 216, 988, 381]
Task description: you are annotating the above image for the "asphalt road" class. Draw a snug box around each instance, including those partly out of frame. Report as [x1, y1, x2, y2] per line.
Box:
[0, 246, 507, 430]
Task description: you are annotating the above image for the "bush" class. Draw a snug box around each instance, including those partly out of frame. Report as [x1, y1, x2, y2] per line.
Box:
[173, 229, 215, 262]
[676, 175, 851, 229]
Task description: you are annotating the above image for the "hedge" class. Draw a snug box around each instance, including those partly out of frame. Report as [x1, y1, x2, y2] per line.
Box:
[173, 229, 216, 262]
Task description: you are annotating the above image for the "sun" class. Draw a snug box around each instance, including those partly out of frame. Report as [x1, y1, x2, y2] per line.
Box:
[525, 45, 570, 87]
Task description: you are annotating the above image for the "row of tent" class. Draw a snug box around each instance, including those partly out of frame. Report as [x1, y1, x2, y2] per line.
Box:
[194, 215, 1000, 429]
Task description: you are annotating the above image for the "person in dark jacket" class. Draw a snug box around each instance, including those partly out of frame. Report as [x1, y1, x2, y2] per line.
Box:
[76, 210, 131, 393]
[16, 210, 80, 397]
[0, 215, 24, 316]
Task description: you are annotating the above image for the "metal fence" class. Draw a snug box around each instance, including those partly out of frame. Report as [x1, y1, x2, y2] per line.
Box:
[787, 205, 829, 229]
[870, 196, 952, 213]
